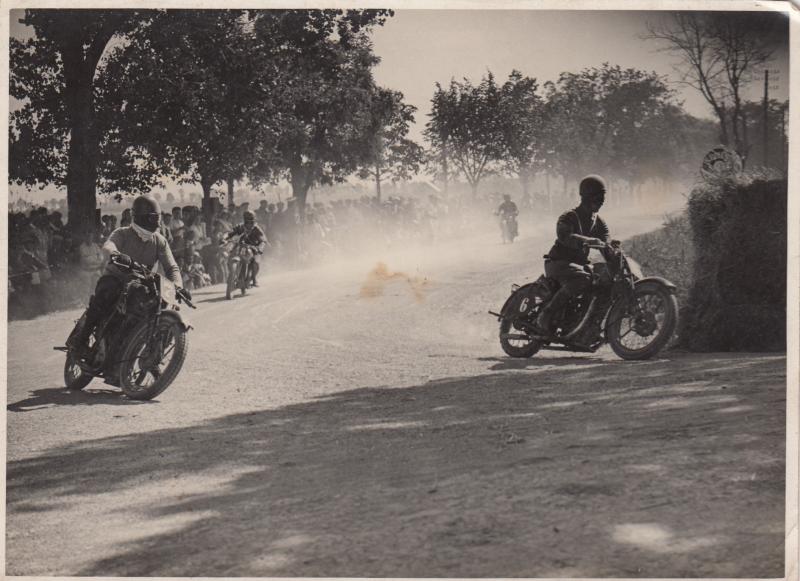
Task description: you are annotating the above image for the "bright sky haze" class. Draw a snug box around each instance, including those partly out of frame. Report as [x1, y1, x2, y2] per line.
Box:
[371, 10, 790, 141]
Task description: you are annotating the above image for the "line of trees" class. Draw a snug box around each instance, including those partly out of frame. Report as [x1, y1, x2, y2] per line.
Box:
[11, 9, 419, 235]
[424, 65, 719, 204]
[11, 9, 785, 239]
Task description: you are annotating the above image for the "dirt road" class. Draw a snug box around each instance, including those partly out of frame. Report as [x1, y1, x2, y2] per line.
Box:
[5, 213, 786, 577]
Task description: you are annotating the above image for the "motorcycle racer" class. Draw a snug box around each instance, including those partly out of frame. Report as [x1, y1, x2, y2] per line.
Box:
[67, 195, 185, 357]
[222, 210, 267, 287]
[496, 194, 519, 241]
[536, 175, 612, 334]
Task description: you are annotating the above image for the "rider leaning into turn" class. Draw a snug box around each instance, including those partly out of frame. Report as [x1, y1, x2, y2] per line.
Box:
[68, 195, 186, 357]
[536, 175, 611, 334]
[223, 210, 267, 286]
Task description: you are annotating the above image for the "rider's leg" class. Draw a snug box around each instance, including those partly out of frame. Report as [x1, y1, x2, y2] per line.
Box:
[536, 262, 591, 333]
[71, 275, 123, 353]
[251, 259, 260, 287]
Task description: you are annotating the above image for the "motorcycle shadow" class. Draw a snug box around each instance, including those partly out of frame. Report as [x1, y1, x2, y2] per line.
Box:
[479, 356, 624, 372]
[7, 386, 155, 412]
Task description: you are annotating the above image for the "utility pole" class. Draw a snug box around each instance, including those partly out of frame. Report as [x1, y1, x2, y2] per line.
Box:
[763, 70, 769, 168]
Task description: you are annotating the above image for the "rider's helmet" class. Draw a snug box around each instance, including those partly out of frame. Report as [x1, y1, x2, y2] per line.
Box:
[503, 194, 511, 202]
[243, 210, 256, 230]
[132, 195, 162, 232]
[579, 174, 606, 211]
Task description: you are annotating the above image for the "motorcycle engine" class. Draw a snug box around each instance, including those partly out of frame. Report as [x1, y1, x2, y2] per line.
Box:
[125, 281, 158, 317]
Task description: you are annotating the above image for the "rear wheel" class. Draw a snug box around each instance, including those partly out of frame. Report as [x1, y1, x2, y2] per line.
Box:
[119, 318, 188, 400]
[499, 317, 541, 358]
[607, 281, 678, 360]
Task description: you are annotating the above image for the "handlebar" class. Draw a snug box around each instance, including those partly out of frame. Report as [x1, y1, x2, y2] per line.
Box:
[176, 287, 197, 309]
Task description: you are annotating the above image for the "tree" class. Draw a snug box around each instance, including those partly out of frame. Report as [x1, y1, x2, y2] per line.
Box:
[425, 73, 505, 199]
[249, 9, 393, 218]
[497, 70, 544, 200]
[10, 10, 147, 236]
[644, 11, 786, 165]
[99, 10, 276, 222]
[542, 64, 686, 202]
[357, 88, 424, 201]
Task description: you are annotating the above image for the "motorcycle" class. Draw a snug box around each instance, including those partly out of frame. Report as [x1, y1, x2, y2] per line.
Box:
[490, 241, 678, 360]
[499, 212, 518, 244]
[223, 236, 259, 300]
[56, 254, 196, 400]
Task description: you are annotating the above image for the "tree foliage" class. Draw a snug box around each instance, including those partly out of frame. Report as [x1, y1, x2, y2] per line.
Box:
[425, 73, 505, 197]
[645, 11, 786, 165]
[357, 87, 424, 200]
[248, 10, 393, 214]
[10, 10, 149, 234]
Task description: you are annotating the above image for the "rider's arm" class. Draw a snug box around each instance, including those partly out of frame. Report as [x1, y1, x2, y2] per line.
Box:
[556, 213, 595, 249]
[252, 228, 267, 253]
[156, 236, 184, 287]
[102, 228, 124, 258]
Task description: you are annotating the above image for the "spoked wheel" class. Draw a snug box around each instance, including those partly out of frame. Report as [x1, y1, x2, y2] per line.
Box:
[64, 314, 93, 390]
[119, 318, 188, 400]
[499, 317, 541, 358]
[64, 351, 93, 390]
[226, 262, 238, 300]
[607, 281, 678, 360]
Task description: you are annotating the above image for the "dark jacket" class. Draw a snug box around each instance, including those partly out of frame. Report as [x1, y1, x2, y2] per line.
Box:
[228, 223, 266, 252]
[546, 207, 609, 265]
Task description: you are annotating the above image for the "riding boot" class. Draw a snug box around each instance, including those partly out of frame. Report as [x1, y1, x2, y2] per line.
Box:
[536, 287, 572, 334]
[69, 301, 104, 357]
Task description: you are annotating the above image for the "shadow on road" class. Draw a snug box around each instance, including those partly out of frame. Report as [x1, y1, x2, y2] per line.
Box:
[6, 386, 151, 412]
[6, 353, 786, 577]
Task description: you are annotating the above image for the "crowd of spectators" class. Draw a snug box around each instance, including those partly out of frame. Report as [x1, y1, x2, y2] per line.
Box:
[7, 189, 524, 319]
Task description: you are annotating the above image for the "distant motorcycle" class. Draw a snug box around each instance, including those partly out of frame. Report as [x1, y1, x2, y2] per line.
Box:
[499, 213, 518, 244]
[490, 241, 678, 360]
[223, 235, 259, 300]
[56, 254, 195, 400]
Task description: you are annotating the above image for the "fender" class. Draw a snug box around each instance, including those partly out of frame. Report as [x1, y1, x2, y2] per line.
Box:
[499, 282, 537, 318]
[635, 276, 677, 294]
[160, 308, 192, 331]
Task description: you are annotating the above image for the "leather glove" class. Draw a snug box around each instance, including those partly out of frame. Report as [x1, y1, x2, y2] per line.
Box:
[113, 252, 132, 267]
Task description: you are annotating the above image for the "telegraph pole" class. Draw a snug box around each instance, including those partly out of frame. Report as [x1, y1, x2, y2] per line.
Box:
[763, 70, 769, 168]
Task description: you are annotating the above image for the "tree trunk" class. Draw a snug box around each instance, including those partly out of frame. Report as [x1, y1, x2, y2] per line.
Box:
[545, 171, 552, 212]
[58, 13, 126, 239]
[200, 174, 215, 228]
[227, 177, 235, 209]
[63, 44, 99, 239]
[375, 166, 382, 202]
[442, 145, 449, 195]
[290, 165, 310, 221]
[520, 171, 530, 205]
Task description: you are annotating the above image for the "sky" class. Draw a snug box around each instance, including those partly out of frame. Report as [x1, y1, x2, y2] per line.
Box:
[370, 9, 791, 141]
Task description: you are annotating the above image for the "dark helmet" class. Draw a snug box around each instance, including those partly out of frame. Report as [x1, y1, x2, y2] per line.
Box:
[579, 175, 607, 198]
[503, 194, 511, 201]
[132, 195, 162, 232]
[243, 210, 256, 224]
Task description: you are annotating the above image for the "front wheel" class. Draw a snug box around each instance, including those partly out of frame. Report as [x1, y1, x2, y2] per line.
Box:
[118, 318, 188, 400]
[607, 281, 678, 360]
[64, 314, 93, 390]
[226, 260, 238, 300]
[499, 317, 541, 358]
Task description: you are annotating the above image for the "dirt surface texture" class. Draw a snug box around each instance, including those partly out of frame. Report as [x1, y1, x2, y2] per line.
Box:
[5, 210, 786, 577]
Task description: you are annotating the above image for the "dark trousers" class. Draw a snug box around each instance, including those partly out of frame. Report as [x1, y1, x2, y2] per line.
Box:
[545, 260, 592, 296]
[85, 275, 124, 329]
